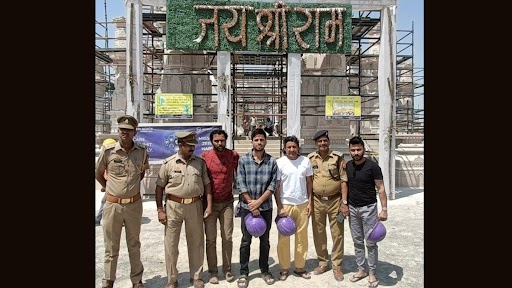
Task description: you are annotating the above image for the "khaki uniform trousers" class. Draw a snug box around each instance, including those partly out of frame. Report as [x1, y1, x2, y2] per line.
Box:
[311, 196, 344, 270]
[102, 200, 144, 286]
[204, 199, 234, 275]
[277, 202, 309, 270]
[164, 199, 205, 284]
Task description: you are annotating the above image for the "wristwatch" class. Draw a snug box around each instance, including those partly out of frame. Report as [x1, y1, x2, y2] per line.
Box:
[341, 199, 348, 205]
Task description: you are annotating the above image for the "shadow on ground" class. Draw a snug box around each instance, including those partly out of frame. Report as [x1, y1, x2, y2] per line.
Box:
[143, 255, 403, 287]
[141, 216, 152, 225]
[393, 188, 423, 200]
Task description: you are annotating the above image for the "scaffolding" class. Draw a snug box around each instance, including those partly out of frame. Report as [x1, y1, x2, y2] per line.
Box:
[94, 51, 115, 134]
[95, 0, 115, 134]
[231, 52, 288, 137]
[345, 11, 424, 138]
[396, 21, 424, 134]
[141, 5, 165, 120]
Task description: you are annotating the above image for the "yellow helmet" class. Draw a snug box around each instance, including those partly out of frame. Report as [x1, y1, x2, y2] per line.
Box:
[102, 138, 117, 147]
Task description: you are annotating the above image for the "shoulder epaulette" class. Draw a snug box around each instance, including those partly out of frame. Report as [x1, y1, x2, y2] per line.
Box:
[307, 151, 317, 159]
[331, 150, 343, 157]
[163, 154, 177, 164]
[194, 155, 206, 162]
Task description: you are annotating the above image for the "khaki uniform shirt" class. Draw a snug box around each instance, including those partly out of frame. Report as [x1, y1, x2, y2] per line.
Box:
[96, 142, 149, 198]
[308, 149, 348, 196]
[156, 153, 210, 198]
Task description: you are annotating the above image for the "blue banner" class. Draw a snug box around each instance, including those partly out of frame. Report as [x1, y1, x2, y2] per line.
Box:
[133, 123, 223, 163]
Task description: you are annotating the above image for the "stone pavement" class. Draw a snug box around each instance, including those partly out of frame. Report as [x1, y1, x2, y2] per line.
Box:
[95, 187, 424, 288]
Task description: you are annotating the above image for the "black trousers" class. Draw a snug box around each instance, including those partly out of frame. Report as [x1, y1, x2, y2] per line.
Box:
[239, 208, 273, 276]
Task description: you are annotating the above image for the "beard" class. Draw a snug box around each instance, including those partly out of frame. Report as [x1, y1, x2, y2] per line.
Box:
[351, 153, 364, 160]
[214, 146, 225, 152]
[253, 145, 265, 151]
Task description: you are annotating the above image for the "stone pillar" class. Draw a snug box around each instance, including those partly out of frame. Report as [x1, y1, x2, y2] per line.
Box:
[108, 17, 128, 132]
[287, 53, 301, 139]
[217, 51, 233, 148]
[378, 6, 397, 199]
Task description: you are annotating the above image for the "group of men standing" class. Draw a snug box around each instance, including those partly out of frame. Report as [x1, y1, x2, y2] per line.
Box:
[96, 115, 388, 288]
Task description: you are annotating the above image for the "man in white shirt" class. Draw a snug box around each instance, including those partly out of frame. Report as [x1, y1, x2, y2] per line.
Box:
[274, 135, 313, 281]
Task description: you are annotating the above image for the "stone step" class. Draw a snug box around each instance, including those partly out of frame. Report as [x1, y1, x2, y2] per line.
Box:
[233, 138, 282, 158]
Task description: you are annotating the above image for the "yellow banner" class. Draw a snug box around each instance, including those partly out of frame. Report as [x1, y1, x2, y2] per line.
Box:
[155, 93, 194, 119]
[325, 95, 361, 120]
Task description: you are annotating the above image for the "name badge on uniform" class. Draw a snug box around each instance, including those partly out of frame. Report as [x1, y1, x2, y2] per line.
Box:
[173, 170, 182, 173]
[114, 159, 122, 163]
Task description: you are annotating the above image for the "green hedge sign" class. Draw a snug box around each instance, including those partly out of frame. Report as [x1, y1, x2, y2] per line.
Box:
[166, 0, 352, 54]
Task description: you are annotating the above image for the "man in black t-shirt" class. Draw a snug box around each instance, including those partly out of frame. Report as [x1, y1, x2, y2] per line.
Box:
[345, 136, 388, 288]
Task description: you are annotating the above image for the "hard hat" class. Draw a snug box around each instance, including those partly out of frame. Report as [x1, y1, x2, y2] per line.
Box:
[102, 138, 116, 147]
[244, 213, 267, 237]
[367, 221, 386, 242]
[275, 215, 296, 236]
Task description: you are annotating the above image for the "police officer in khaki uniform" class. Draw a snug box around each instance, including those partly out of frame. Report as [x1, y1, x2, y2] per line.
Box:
[96, 115, 149, 288]
[307, 130, 348, 282]
[155, 131, 213, 288]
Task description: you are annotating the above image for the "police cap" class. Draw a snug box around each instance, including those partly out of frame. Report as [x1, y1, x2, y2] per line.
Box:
[176, 131, 198, 145]
[313, 130, 329, 141]
[117, 115, 138, 130]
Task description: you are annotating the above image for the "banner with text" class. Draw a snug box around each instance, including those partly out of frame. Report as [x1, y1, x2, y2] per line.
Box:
[134, 123, 223, 163]
[155, 93, 194, 119]
[325, 95, 361, 120]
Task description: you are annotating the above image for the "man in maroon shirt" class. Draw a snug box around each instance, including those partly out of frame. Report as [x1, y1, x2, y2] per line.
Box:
[201, 129, 240, 284]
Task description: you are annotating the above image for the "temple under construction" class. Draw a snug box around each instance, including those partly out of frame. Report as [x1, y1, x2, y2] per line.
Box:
[95, 0, 424, 196]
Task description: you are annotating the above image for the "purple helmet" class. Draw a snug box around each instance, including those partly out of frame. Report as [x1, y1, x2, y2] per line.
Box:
[244, 213, 267, 237]
[275, 216, 297, 236]
[367, 221, 387, 242]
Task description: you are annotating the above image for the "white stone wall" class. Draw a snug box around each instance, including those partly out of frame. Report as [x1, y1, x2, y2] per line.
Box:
[395, 143, 424, 187]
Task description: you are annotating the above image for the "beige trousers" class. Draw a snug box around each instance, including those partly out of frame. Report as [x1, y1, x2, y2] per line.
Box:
[311, 196, 344, 270]
[164, 200, 204, 284]
[102, 200, 144, 286]
[277, 202, 309, 270]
